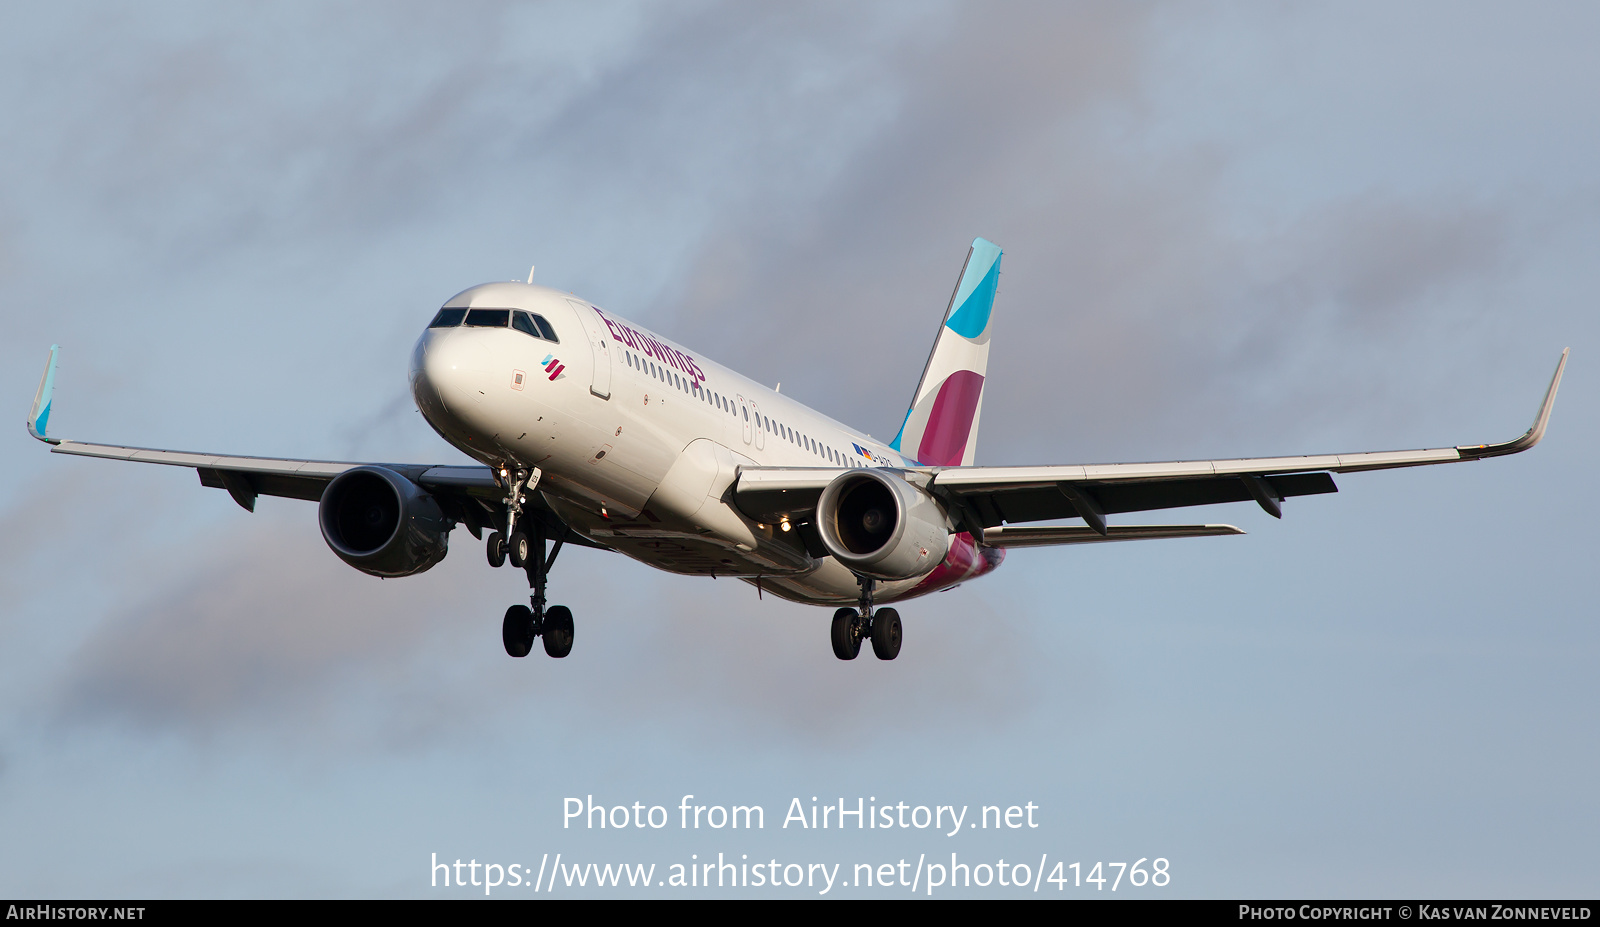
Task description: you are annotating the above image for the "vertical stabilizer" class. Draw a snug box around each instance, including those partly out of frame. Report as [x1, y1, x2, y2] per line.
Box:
[889, 238, 1001, 466]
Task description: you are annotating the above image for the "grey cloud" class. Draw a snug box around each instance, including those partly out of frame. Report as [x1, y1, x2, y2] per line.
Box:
[0, 473, 79, 603]
[17, 4, 666, 262]
[53, 516, 464, 733]
[35, 3, 1519, 742]
[24, 6, 1533, 752]
[577, 579, 1047, 748]
[49, 501, 1055, 750]
[631, 5, 1522, 466]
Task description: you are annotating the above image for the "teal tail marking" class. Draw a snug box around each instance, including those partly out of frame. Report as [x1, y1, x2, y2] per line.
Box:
[27, 344, 60, 444]
[943, 238, 1002, 340]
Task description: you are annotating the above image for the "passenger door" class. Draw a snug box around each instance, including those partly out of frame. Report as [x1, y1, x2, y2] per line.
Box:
[748, 399, 766, 450]
[566, 299, 613, 400]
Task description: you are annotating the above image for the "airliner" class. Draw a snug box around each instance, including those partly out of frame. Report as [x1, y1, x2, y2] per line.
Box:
[27, 238, 1567, 662]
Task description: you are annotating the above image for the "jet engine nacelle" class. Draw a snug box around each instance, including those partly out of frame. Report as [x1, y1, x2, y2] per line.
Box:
[318, 466, 450, 578]
[816, 469, 949, 581]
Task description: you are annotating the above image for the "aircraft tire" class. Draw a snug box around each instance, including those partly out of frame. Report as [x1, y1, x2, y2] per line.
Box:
[502, 604, 534, 658]
[486, 532, 506, 569]
[543, 605, 574, 658]
[831, 608, 861, 660]
[507, 531, 530, 569]
[870, 607, 902, 661]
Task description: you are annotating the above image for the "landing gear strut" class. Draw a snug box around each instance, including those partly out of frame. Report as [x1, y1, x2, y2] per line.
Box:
[490, 466, 575, 660]
[831, 576, 901, 661]
[486, 465, 537, 569]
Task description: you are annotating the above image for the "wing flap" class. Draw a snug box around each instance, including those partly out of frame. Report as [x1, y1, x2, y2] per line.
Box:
[958, 472, 1338, 527]
[984, 524, 1244, 547]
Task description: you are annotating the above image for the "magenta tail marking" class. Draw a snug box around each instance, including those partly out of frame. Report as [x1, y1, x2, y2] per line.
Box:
[916, 369, 985, 467]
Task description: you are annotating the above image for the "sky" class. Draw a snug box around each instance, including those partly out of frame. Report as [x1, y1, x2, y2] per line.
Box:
[1, 1, 1595, 899]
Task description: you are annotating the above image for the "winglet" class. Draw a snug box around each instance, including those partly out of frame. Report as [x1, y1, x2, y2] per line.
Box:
[27, 345, 61, 445]
[1458, 348, 1568, 460]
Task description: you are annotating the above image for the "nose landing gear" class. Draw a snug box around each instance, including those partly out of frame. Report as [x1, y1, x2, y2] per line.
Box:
[488, 466, 574, 659]
[831, 576, 901, 661]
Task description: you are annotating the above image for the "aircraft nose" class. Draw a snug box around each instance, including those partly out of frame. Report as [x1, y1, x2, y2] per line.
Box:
[411, 328, 491, 424]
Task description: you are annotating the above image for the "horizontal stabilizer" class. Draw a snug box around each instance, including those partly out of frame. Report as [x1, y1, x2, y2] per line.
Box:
[982, 524, 1245, 548]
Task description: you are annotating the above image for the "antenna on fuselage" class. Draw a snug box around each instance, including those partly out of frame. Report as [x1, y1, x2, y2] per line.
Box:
[526, 265, 536, 284]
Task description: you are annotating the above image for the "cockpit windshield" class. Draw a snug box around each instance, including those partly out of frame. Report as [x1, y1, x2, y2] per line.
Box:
[427, 306, 559, 343]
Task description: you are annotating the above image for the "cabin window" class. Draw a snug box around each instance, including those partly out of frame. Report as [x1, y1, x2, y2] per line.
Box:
[429, 308, 467, 328]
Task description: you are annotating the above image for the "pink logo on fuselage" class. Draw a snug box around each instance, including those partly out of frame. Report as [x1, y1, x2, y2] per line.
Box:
[592, 307, 707, 385]
[910, 532, 1004, 595]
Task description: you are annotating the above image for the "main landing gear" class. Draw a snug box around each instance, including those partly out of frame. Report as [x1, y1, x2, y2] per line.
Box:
[487, 467, 574, 659]
[831, 576, 901, 661]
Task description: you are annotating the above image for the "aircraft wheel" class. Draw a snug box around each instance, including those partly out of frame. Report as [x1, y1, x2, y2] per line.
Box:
[543, 605, 574, 658]
[870, 607, 902, 661]
[507, 531, 530, 569]
[486, 532, 506, 569]
[830, 607, 861, 660]
[502, 604, 534, 658]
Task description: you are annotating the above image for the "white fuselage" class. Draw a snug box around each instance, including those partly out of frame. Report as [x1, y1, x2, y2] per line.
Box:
[408, 282, 999, 606]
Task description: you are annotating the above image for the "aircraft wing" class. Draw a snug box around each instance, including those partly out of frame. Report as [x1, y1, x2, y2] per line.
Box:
[26, 346, 603, 548]
[736, 349, 1568, 540]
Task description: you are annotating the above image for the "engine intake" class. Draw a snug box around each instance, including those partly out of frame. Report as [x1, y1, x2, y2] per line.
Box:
[319, 466, 450, 577]
[816, 469, 949, 580]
